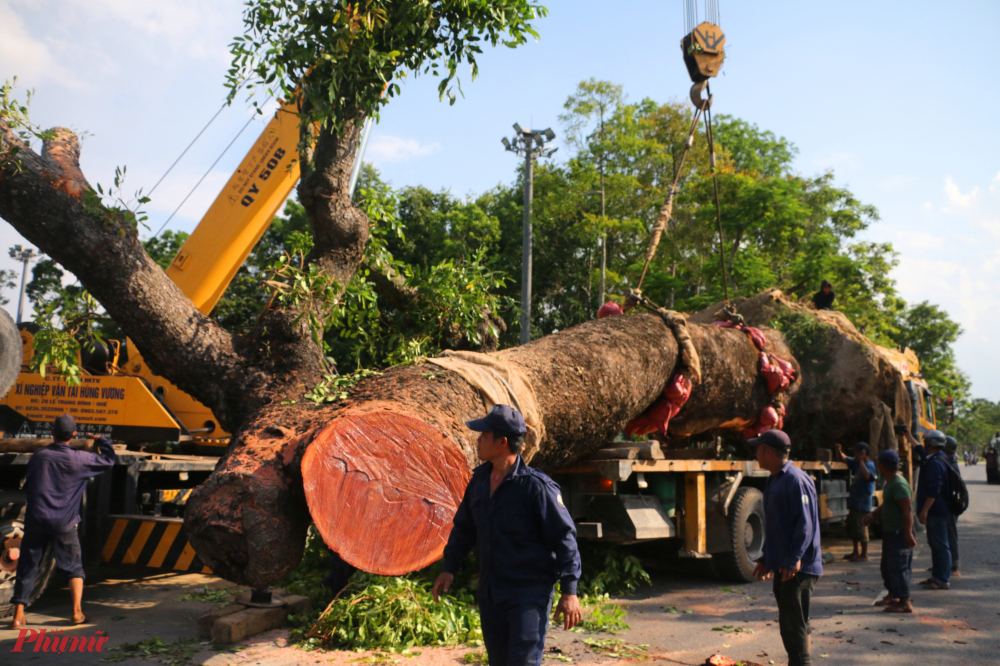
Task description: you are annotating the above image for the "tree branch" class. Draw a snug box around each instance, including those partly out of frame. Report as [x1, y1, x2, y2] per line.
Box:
[0, 120, 257, 430]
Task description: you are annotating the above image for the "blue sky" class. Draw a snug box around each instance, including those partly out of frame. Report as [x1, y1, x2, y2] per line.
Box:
[1, 0, 999, 398]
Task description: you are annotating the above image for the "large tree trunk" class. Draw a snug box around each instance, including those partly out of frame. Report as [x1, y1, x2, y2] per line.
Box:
[689, 289, 912, 454]
[299, 312, 798, 576]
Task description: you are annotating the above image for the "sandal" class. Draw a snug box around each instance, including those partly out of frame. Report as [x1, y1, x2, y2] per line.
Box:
[884, 604, 913, 613]
[874, 597, 898, 607]
[921, 580, 949, 590]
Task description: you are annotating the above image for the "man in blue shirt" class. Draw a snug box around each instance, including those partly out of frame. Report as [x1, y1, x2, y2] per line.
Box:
[916, 430, 952, 589]
[9, 414, 116, 629]
[944, 436, 961, 576]
[751, 430, 823, 666]
[833, 442, 876, 562]
[433, 405, 582, 666]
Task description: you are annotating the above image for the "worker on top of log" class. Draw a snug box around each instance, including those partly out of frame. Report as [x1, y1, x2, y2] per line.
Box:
[832, 442, 876, 562]
[8, 414, 116, 630]
[433, 404, 582, 666]
[750, 429, 823, 666]
[811, 280, 836, 310]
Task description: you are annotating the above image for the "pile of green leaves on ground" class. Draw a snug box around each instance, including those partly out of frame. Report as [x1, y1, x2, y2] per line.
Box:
[280, 529, 651, 650]
[101, 637, 198, 665]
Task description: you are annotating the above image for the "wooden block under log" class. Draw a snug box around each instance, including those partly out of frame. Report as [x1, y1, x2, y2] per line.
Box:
[633, 440, 664, 460]
[586, 447, 639, 461]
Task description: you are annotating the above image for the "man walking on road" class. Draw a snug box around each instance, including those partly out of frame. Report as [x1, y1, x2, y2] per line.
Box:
[863, 449, 916, 613]
[916, 429, 952, 590]
[434, 404, 582, 666]
[833, 442, 875, 562]
[751, 430, 823, 666]
[8, 414, 117, 629]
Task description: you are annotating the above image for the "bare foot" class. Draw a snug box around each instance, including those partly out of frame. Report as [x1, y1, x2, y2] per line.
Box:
[874, 596, 898, 607]
[851, 556, 870, 562]
[71, 613, 87, 625]
[8, 617, 27, 630]
[884, 602, 913, 613]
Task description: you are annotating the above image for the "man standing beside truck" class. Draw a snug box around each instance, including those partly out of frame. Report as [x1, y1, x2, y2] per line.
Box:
[8, 414, 117, 629]
[433, 405, 582, 666]
[863, 449, 917, 613]
[751, 430, 823, 666]
[832, 442, 876, 562]
[916, 430, 952, 590]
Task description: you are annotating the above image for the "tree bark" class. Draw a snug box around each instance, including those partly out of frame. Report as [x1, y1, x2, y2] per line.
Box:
[300, 312, 798, 576]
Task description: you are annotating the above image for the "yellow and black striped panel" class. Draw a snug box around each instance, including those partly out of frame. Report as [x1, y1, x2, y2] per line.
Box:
[102, 516, 212, 574]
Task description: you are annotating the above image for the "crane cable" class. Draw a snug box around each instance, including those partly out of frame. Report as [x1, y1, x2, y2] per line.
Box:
[703, 86, 731, 304]
[636, 104, 704, 289]
[635, 84, 730, 304]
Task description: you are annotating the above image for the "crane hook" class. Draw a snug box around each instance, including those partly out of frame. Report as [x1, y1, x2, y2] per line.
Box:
[690, 79, 713, 110]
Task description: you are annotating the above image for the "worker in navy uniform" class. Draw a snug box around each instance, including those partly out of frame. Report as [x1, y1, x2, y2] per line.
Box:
[8, 414, 116, 629]
[433, 404, 582, 666]
[750, 430, 823, 666]
[943, 436, 961, 576]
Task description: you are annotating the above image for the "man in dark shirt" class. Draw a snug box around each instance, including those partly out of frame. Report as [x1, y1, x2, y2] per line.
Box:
[751, 430, 823, 666]
[8, 414, 116, 629]
[916, 430, 951, 589]
[943, 436, 961, 576]
[433, 404, 582, 666]
[811, 280, 835, 310]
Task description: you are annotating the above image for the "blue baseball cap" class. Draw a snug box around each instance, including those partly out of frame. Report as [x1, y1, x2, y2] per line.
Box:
[465, 404, 527, 437]
[877, 449, 899, 468]
[747, 429, 791, 453]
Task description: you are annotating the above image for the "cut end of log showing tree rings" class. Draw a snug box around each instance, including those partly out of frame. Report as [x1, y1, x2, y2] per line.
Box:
[302, 407, 471, 575]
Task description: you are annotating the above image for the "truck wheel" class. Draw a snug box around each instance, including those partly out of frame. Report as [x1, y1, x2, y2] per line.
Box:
[0, 516, 56, 618]
[712, 487, 765, 583]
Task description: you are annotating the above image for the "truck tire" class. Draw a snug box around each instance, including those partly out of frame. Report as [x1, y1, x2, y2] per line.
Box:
[0, 308, 22, 400]
[0, 515, 56, 618]
[712, 487, 765, 583]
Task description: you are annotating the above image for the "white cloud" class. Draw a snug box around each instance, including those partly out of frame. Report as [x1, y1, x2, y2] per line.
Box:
[891, 173, 1000, 399]
[0, 2, 80, 88]
[367, 135, 441, 163]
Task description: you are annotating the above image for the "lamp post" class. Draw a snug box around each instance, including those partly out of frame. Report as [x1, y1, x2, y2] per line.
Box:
[8, 245, 38, 323]
[503, 124, 557, 345]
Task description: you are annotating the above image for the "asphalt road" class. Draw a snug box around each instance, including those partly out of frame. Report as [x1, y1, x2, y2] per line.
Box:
[2, 464, 998, 666]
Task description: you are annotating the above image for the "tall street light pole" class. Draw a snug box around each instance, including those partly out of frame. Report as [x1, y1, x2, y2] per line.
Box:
[503, 124, 557, 345]
[8, 245, 38, 324]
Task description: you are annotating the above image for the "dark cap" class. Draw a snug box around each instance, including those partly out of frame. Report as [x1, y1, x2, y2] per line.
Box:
[853, 442, 870, 454]
[878, 449, 899, 468]
[465, 404, 527, 437]
[52, 414, 77, 440]
[748, 429, 791, 453]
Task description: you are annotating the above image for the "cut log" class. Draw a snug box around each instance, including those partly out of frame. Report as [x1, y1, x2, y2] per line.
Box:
[689, 289, 912, 453]
[301, 312, 798, 575]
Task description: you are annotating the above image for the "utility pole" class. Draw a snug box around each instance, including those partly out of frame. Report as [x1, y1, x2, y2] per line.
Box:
[8, 245, 38, 323]
[502, 124, 557, 345]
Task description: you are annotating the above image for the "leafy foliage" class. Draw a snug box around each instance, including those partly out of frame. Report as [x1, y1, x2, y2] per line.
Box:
[102, 637, 198, 665]
[577, 543, 651, 596]
[0, 77, 57, 171]
[227, 0, 547, 129]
